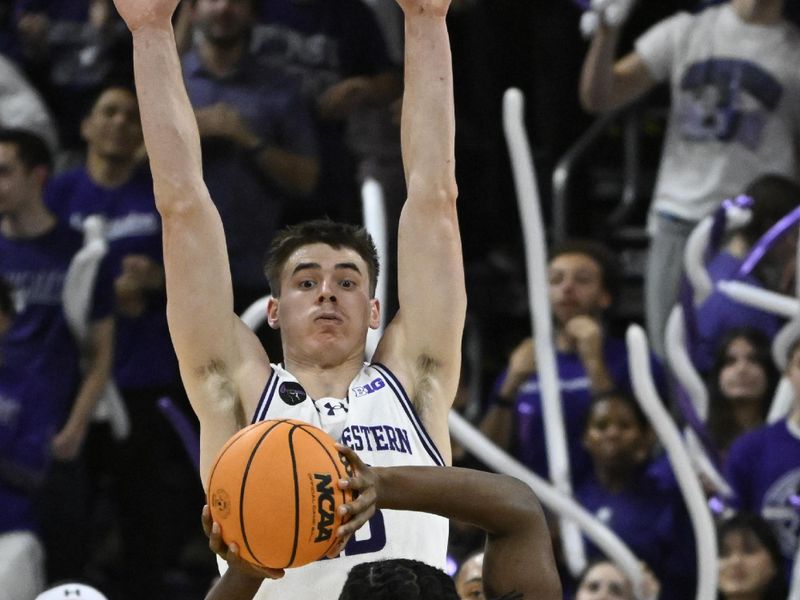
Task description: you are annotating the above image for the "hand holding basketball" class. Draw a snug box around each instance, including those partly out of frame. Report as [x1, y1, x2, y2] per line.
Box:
[201, 505, 285, 580]
[334, 443, 380, 542]
[207, 419, 353, 570]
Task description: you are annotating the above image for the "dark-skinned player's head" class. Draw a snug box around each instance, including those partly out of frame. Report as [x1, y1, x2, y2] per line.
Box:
[338, 559, 459, 600]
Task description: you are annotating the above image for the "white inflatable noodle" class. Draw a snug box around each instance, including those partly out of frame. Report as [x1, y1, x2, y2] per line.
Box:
[683, 208, 750, 306]
[361, 177, 388, 360]
[626, 325, 718, 600]
[63, 215, 129, 440]
[448, 411, 653, 600]
[767, 378, 794, 424]
[684, 429, 733, 498]
[665, 306, 709, 420]
[772, 319, 800, 371]
[240, 295, 270, 331]
[683, 217, 714, 305]
[502, 87, 586, 575]
[716, 281, 799, 318]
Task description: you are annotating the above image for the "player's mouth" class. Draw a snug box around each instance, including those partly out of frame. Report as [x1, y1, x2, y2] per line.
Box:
[315, 313, 343, 324]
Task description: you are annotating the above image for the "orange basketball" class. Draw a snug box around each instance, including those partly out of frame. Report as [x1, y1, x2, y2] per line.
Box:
[207, 419, 352, 569]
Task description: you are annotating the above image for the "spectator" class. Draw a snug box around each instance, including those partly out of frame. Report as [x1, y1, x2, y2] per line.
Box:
[183, 0, 319, 314]
[706, 328, 779, 458]
[725, 336, 800, 575]
[574, 559, 660, 600]
[480, 239, 668, 485]
[45, 85, 207, 598]
[580, 0, 800, 358]
[0, 275, 48, 600]
[0, 128, 114, 583]
[692, 174, 800, 373]
[453, 551, 483, 600]
[252, 0, 402, 224]
[15, 0, 132, 155]
[575, 392, 695, 600]
[717, 513, 788, 600]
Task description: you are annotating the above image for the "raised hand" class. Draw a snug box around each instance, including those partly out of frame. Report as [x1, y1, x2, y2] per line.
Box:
[201, 505, 285, 580]
[333, 444, 379, 547]
[111, 0, 179, 31]
[393, 0, 451, 18]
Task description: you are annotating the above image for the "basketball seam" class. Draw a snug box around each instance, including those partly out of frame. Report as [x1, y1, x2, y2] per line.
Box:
[240, 420, 287, 568]
[296, 424, 348, 557]
[286, 424, 301, 568]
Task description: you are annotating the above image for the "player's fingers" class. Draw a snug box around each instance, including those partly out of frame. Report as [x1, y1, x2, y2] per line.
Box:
[336, 503, 376, 539]
[325, 533, 350, 558]
[201, 504, 212, 537]
[209, 521, 228, 556]
[228, 543, 285, 580]
[335, 443, 366, 474]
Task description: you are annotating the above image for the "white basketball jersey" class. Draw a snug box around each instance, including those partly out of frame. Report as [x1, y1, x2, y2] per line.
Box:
[241, 362, 449, 600]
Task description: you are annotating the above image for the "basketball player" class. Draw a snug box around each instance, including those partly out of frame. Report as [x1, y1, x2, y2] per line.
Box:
[110, 0, 465, 597]
[203, 445, 562, 600]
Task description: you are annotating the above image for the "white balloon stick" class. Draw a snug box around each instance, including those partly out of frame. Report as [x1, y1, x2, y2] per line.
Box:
[502, 87, 586, 576]
[448, 411, 652, 599]
[627, 325, 718, 600]
[665, 306, 709, 420]
[716, 281, 799, 318]
[362, 177, 388, 360]
[240, 295, 270, 331]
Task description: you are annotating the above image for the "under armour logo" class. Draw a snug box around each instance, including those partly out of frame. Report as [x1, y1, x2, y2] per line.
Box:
[323, 402, 348, 416]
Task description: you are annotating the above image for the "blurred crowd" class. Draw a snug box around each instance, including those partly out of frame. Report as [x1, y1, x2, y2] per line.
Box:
[1, 0, 800, 599]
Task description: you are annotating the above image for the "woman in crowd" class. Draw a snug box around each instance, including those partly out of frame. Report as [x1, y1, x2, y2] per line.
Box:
[717, 513, 787, 600]
[575, 392, 696, 599]
[707, 328, 779, 458]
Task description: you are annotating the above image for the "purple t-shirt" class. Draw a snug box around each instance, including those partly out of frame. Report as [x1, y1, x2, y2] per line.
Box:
[0, 223, 113, 420]
[576, 467, 696, 600]
[182, 51, 318, 290]
[726, 419, 800, 564]
[45, 166, 178, 390]
[0, 364, 55, 534]
[691, 251, 783, 373]
[496, 336, 670, 485]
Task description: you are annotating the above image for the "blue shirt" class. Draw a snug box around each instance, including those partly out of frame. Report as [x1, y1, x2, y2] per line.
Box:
[46, 166, 179, 390]
[691, 251, 783, 373]
[182, 50, 317, 289]
[0, 364, 56, 534]
[576, 466, 696, 600]
[0, 223, 113, 423]
[726, 419, 800, 567]
[496, 336, 669, 485]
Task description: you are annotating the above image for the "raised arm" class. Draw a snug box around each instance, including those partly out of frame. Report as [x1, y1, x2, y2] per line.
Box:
[381, 0, 465, 446]
[112, 0, 266, 482]
[337, 446, 562, 600]
[579, 22, 655, 114]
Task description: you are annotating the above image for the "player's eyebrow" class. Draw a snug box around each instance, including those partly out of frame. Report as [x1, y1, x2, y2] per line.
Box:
[335, 263, 362, 275]
[292, 262, 321, 276]
[291, 262, 362, 276]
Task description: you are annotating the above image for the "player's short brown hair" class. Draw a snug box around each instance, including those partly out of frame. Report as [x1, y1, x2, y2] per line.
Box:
[264, 219, 380, 297]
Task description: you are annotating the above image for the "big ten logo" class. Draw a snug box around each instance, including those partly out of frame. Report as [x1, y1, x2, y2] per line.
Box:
[313, 473, 336, 542]
[352, 377, 386, 398]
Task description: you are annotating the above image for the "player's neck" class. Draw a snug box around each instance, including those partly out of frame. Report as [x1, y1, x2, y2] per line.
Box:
[731, 0, 784, 25]
[86, 152, 138, 189]
[283, 353, 365, 399]
[1, 199, 55, 239]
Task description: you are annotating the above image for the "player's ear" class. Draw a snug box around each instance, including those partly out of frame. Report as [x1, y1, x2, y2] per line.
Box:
[267, 296, 281, 330]
[368, 298, 381, 330]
